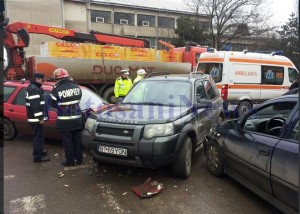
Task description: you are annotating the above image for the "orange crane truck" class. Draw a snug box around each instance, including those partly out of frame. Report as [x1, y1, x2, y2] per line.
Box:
[3, 19, 208, 102]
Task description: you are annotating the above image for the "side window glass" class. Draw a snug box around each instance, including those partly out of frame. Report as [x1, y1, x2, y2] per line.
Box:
[261, 65, 284, 85]
[244, 102, 296, 136]
[12, 88, 26, 106]
[204, 80, 216, 100]
[288, 119, 299, 142]
[288, 68, 298, 83]
[195, 81, 208, 102]
[4, 86, 16, 102]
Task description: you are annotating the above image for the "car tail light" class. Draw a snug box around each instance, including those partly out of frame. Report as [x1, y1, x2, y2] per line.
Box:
[221, 84, 228, 100]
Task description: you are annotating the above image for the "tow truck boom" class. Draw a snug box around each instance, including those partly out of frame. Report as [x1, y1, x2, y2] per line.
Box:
[5, 21, 149, 47]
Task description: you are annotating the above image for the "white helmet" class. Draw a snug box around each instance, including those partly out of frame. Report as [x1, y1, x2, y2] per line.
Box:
[137, 69, 147, 75]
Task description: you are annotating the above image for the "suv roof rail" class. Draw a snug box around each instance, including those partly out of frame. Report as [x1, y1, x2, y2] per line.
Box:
[190, 71, 204, 78]
[146, 71, 170, 78]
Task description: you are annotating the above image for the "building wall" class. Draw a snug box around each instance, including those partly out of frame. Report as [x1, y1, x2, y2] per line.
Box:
[5, 0, 63, 55]
[64, 1, 209, 48]
[5, 0, 209, 55]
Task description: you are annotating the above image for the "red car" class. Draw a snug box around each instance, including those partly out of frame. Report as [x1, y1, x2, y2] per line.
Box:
[3, 80, 108, 140]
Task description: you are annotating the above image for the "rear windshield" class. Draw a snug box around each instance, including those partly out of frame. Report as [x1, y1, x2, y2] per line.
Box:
[4, 86, 16, 102]
[197, 63, 223, 83]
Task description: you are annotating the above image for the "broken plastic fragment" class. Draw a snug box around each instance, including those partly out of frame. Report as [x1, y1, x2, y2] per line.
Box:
[131, 177, 164, 198]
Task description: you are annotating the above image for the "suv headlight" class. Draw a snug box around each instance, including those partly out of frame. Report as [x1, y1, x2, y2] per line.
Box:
[85, 117, 96, 132]
[143, 123, 174, 139]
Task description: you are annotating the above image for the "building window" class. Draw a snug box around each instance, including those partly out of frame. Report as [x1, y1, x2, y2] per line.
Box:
[158, 16, 175, 29]
[114, 12, 134, 26]
[137, 14, 155, 27]
[91, 10, 111, 23]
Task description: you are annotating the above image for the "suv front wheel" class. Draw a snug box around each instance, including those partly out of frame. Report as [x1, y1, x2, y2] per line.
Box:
[172, 137, 192, 178]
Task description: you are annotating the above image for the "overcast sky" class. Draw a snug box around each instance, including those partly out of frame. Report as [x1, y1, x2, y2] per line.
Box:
[266, 0, 297, 26]
[174, 0, 297, 27]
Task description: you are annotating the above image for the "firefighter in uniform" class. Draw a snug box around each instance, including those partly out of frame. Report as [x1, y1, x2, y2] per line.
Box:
[26, 73, 50, 162]
[133, 69, 147, 84]
[114, 69, 133, 99]
[50, 68, 83, 166]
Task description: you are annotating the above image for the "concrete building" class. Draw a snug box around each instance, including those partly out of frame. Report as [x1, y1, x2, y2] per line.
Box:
[5, 0, 210, 55]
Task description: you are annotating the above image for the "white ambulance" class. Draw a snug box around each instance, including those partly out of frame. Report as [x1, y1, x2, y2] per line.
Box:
[196, 50, 299, 116]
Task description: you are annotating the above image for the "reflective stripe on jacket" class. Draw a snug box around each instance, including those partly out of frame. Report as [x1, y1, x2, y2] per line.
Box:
[25, 81, 48, 124]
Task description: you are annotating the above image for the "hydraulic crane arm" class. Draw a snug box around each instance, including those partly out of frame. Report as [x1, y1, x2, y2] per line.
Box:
[3, 20, 150, 80]
[5, 22, 149, 47]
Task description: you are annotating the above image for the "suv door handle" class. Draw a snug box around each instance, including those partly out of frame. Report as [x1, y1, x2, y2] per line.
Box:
[258, 145, 269, 156]
[9, 109, 14, 112]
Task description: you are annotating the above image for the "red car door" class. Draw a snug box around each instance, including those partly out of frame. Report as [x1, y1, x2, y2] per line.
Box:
[9, 87, 32, 135]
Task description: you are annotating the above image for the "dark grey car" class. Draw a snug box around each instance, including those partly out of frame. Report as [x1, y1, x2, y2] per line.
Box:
[82, 73, 224, 178]
[204, 94, 299, 214]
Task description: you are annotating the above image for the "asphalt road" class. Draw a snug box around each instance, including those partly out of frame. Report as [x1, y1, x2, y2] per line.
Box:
[4, 134, 282, 214]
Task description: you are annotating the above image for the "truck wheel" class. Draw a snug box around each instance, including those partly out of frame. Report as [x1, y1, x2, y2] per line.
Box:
[172, 137, 192, 178]
[3, 118, 17, 141]
[237, 101, 252, 117]
[102, 87, 116, 103]
[205, 140, 224, 177]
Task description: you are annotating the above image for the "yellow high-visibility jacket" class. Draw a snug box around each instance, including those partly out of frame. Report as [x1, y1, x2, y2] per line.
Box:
[133, 75, 143, 84]
[114, 77, 133, 98]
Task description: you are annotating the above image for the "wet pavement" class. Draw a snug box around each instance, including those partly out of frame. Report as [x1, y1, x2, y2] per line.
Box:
[4, 134, 281, 214]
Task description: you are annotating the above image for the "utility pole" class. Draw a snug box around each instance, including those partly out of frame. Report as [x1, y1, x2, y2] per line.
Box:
[60, 0, 65, 28]
[86, 0, 91, 31]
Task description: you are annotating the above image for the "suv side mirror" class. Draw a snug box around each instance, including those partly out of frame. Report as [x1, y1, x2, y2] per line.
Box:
[197, 100, 213, 109]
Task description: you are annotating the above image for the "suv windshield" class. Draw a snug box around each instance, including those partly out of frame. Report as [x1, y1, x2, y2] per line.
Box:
[197, 63, 223, 83]
[124, 80, 192, 106]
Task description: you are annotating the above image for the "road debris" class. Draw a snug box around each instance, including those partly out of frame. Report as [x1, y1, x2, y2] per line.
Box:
[64, 184, 70, 188]
[131, 177, 163, 198]
[58, 172, 64, 178]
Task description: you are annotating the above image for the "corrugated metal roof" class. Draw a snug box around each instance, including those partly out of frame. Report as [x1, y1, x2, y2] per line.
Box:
[91, 0, 196, 14]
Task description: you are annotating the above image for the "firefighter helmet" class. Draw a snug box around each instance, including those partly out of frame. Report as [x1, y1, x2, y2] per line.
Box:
[53, 68, 70, 79]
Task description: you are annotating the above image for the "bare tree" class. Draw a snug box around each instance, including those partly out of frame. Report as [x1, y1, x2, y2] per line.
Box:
[185, 0, 274, 50]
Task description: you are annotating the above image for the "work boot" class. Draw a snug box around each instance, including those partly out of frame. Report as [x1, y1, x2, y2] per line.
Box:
[61, 160, 75, 166]
[33, 156, 50, 163]
[42, 149, 48, 156]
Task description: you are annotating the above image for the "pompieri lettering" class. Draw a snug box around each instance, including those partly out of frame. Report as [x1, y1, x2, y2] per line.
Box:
[58, 88, 80, 99]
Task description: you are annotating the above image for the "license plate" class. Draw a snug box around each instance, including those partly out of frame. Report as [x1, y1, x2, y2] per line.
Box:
[98, 145, 127, 156]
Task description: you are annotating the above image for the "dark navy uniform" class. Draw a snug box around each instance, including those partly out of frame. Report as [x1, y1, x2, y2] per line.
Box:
[50, 77, 83, 166]
[26, 73, 49, 162]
